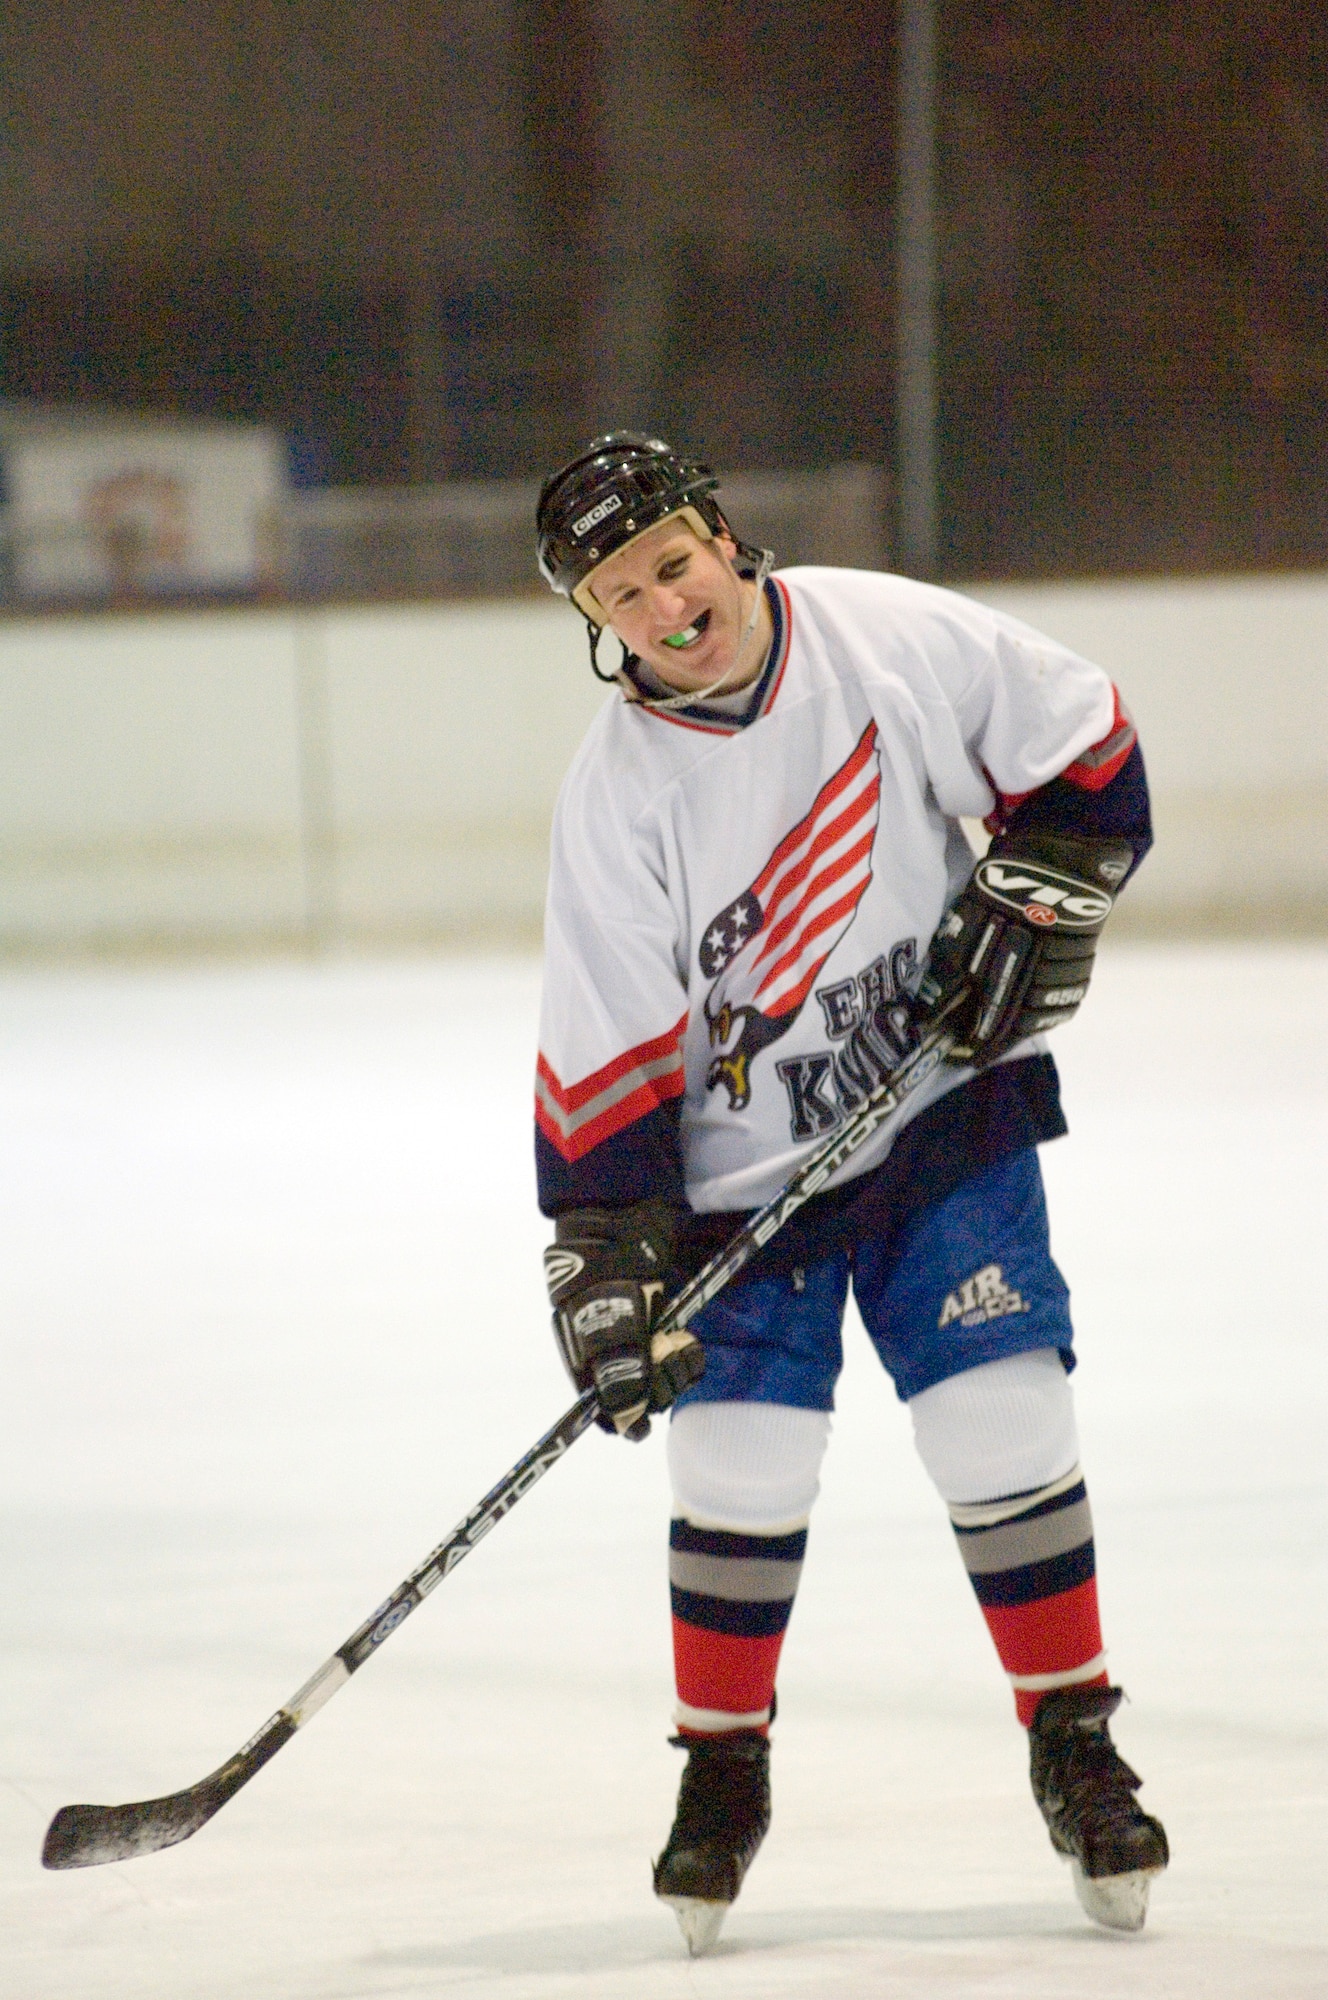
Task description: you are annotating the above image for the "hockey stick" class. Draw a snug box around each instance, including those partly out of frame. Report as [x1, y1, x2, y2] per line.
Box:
[42, 1022, 954, 1871]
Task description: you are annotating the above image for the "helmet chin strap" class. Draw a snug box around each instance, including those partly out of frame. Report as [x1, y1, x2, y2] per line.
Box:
[623, 545, 775, 712]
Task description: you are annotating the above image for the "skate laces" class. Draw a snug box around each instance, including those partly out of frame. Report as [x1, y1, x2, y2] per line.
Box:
[1057, 1723, 1145, 1836]
[666, 1734, 769, 1847]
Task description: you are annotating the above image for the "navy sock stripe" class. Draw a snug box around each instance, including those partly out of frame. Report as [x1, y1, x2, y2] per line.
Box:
[671, 1588, 795, 1639]
[952, 1479, 1088, 1542]
[669, 1520, 808, 1563]
[967, 1540, 1097, 1608]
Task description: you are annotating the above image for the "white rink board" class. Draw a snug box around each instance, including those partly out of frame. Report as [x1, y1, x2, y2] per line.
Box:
[975, 573, 1328, 927]
[2, 943, 1326, 1998]
[1, 570, 1326, 950]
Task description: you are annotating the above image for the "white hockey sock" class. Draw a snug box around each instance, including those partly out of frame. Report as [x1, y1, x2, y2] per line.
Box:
[667, 1400, 831, 1532]
[908, 1347, 1080, 1506]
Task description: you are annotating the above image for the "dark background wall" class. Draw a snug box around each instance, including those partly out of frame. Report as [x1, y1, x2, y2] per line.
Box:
[2, 0, 1326, 577]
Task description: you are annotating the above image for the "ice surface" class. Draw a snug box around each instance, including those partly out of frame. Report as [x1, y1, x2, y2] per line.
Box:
[2, 944, 1326, 1998]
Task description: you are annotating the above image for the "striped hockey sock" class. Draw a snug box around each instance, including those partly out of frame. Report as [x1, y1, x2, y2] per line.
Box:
[669, 1519, 807, 1735]
[949, 1465, 1109, 1726]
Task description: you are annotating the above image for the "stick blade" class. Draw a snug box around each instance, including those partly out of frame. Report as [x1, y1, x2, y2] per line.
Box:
[42, 1714, 293, 1869]
[42, 1781, 225, 1868]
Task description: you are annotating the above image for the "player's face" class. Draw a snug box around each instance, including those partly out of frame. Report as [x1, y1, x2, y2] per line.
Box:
[587, 520, 764, 693]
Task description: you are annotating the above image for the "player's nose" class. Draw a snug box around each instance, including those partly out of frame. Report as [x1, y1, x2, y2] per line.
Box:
[649, 581, 691, 622]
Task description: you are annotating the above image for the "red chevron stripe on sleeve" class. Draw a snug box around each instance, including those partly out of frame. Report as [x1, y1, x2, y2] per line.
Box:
[1059, 686, 1136, 792]
[535, 1012, 689, 1163]
[983, 685, 1138, 830]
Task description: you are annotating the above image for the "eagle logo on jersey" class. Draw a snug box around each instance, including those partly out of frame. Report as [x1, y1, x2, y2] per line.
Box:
[701, 720, 883, 1111]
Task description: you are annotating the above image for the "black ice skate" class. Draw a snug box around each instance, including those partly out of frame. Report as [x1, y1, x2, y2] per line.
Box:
[652, 1731, 771, 1955]
[1029, 1684, 1169, 1932]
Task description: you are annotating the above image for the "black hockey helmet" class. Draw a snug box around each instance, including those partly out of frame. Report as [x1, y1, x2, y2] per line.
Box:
[535, 432, 726, 620]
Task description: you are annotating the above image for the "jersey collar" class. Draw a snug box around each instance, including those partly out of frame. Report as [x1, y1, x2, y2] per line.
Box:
[621, 577, 792, 735]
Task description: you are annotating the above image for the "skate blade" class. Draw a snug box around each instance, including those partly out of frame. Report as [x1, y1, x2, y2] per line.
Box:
[660, 1894, 730, 1955]
[1070, 1859, 1162, 1932]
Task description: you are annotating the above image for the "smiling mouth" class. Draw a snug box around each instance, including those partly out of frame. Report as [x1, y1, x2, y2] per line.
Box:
[661, 610, 711, 650]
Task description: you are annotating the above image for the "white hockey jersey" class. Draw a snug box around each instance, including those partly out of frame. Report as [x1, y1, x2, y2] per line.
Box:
[536, 566, 1127, 1219]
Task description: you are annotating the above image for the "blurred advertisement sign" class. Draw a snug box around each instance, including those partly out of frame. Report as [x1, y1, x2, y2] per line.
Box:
[0, 408, 287, 601]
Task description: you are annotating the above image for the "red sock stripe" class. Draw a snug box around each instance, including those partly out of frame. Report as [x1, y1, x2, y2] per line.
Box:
[981, 1575, 1108, 1723]
[672, 1617, 786, 1719]
[980, 1576, 1104, 1679]
[1013, 1670, 1109, 1727]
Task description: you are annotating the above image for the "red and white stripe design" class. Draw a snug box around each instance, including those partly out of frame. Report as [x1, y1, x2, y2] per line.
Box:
[1060, 685, 1136, 791]
[712, 721, 881, 1024]
[535, 1012, 688, 1163]
[672, 1626, 786, 1735]
[984, 684, 1137, 828]
[985, 1586, 1109, 1727]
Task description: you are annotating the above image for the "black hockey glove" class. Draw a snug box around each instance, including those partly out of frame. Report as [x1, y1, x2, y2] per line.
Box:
[914, 832, 1134, 1067]
[543, 1197, 705, 1441]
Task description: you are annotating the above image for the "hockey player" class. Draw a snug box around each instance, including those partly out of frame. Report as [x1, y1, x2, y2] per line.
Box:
[533, 434, 1168, 1954]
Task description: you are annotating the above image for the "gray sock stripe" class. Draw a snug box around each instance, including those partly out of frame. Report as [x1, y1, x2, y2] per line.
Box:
[953, 1495, 1094, 1576]
[668, 1550, 805, 1604]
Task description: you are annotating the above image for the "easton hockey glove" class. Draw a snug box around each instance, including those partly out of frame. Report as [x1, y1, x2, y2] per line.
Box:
[543, 1198, 705, 1441]
[915, 832, 1134, 1066]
